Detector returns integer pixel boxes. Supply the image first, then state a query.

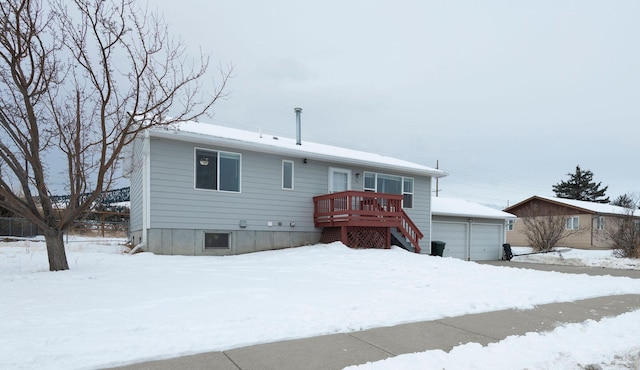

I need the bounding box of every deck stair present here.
[390,227,415,252]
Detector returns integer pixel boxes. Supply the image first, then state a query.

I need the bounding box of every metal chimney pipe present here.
[294,107,302,145]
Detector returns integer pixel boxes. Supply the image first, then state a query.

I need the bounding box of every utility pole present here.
[435,160,439,197]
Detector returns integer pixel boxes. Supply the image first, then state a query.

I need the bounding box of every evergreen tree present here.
[611,194,639,209]
[552,166,609,203]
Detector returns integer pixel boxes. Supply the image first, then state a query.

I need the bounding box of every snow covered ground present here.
[349,311,640,370]
[510,245,640,270]
[2,238,640,369]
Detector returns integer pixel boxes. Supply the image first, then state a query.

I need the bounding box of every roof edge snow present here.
[432,197,516,219]
[149,121,448,178]
[505,195,639,217]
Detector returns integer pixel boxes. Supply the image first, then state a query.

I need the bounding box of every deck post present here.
[386,228,390,249]
[341,226,348,246]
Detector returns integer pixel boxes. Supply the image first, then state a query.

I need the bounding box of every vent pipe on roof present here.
[294,107,302,145]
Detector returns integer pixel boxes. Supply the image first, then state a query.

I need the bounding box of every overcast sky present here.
[153,0,639,208]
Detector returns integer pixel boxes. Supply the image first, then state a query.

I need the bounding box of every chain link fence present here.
[70,219,128,238]
[0,217,42,238]
[0,217,128,239]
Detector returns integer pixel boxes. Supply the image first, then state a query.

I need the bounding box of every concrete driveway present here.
[479,260,640,279]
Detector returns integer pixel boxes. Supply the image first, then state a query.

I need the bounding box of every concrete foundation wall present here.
[130,229,143,246]
[142,228,321,256]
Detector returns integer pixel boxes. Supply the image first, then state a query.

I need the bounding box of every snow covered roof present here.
[431,197,516,219]
[149,121,447,178]
[508,195,639,216]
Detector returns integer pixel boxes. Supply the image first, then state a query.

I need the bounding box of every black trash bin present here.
[431,241,446,256]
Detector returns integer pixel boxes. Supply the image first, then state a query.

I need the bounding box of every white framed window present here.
[566,216,580,230]
[282,160,294,190]
[363,171,414,209]
[403,177,414,208]
[195,148,241,192]
[596,216,605,230]
[364,172,376,191]
[506,219,515,231]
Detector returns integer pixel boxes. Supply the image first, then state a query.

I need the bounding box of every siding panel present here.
[144,137,434,252]
[148,139,332,231]
[127,136,145,233]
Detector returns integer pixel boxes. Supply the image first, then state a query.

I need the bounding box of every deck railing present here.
[313,190,423,251]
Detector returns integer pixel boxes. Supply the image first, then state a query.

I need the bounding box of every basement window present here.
[204,232,230,249]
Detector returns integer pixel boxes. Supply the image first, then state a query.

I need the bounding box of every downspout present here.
[502,219,509,259]
[467,218,473,261]
[130,242,145,254]
[590,214,599,248]
[129,130,151,254]
[428,183,433,255]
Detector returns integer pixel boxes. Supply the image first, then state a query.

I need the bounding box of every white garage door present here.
[431,222,468,260]
[432,221,504,261]
[470,224,502,260]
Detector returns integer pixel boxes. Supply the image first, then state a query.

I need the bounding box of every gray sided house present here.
[126,120,447,256]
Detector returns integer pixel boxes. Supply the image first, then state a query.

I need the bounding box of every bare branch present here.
[519,203,585,251]
[0,0,229,270]
[599,194,640,258]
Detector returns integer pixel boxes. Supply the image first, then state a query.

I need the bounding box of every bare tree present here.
[0,0,230,270]
[519,204,584,251]
[601,195,640,258]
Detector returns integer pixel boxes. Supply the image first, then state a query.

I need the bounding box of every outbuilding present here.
[431,197,516,261]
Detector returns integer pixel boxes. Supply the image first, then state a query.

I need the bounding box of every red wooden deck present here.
[312,191,423,253]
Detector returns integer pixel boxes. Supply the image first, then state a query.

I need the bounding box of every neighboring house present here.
[125,117,447,256]
[431,197,516,261]
[504,195,640,249]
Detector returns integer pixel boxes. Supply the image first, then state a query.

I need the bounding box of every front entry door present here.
[329,167,351,193]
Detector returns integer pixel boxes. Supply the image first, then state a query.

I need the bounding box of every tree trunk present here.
[45,228,69,271]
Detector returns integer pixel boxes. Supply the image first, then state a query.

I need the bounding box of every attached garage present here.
[431,197,516,261]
